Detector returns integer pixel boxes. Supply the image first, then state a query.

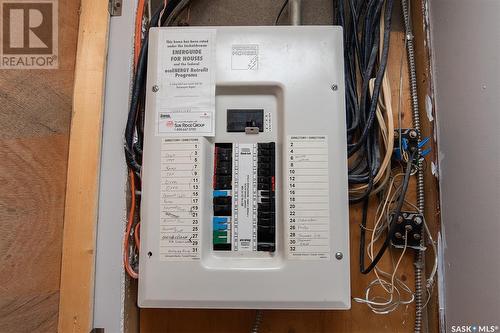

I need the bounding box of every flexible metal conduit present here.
[251,310,264,333]
[400,0,426,332]
[289,0,302,25]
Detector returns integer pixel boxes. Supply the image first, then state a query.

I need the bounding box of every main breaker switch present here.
[227,109,264,133]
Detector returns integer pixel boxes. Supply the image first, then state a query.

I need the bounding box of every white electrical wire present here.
[354,228,413,314]
[354,172,416,314]
[158,0,167,27]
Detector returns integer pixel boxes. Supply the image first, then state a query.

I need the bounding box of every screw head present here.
[335,252,343,260]
[413,234,421,240]
[395,232,403,239]
[405,225,413,232]
[414,216,423,225]
[152,85,159,92]
[331,84,338,91]
[409,130,418,139]
[397,216,404,224]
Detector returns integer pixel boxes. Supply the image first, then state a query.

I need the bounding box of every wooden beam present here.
[58,0,109,331]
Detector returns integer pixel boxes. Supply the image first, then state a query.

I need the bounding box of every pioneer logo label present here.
[1,0,58,69]
[231,44,258,71]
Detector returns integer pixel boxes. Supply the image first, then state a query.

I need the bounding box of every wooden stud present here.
[58,0,110,332]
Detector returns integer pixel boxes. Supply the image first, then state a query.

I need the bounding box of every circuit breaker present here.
[139,26,350,309]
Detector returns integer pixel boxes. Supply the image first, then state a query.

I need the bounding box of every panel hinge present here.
[108,0,122,16]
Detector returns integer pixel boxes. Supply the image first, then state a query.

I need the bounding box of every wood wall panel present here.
[0,0,80,331]
[0,135,69,332]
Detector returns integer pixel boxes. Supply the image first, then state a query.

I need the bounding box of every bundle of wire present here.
[335,0,417,313]
[124,0,193,279]
[335,0,438,315]
[335,0,394,203]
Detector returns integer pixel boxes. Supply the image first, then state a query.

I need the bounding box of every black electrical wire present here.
[359,149,416,274]
[125,0,183,175]
[336,0,394,204]
[275,0,289,25]
[348,0,393,158]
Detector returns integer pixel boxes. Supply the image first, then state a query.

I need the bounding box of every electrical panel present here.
[139,26,350,309]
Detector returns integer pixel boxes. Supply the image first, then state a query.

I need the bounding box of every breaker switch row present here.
[213,144,233,251]
[257,143,276,252]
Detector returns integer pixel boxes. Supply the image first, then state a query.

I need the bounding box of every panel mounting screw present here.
[335,252,343,260]
[413,234,421,240]
[152,85,159,93]
[409,130,418,139]
[331,84,338,91]
[414,216,423,225]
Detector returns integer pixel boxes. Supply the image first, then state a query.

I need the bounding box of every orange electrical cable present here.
[124,0,147,280]
[124,170,139,279]
[134,0,146,67]
[134,222,141,250]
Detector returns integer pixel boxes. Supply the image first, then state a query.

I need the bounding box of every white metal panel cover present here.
[139,26,350,309]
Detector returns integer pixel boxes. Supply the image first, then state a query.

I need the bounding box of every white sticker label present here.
[233,143,258,251]
[160,138,201,261]
[287,136,331,260]
[231,44,259,70]
[156,29,216,136]
[158,111,212,134]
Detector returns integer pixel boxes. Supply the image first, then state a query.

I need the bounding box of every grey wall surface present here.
[93,1,136,332]
[430,0,500,331]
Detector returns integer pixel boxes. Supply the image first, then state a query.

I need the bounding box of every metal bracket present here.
[108,0,122,16]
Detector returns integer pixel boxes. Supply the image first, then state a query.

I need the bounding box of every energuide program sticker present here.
[156,29,216,136]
